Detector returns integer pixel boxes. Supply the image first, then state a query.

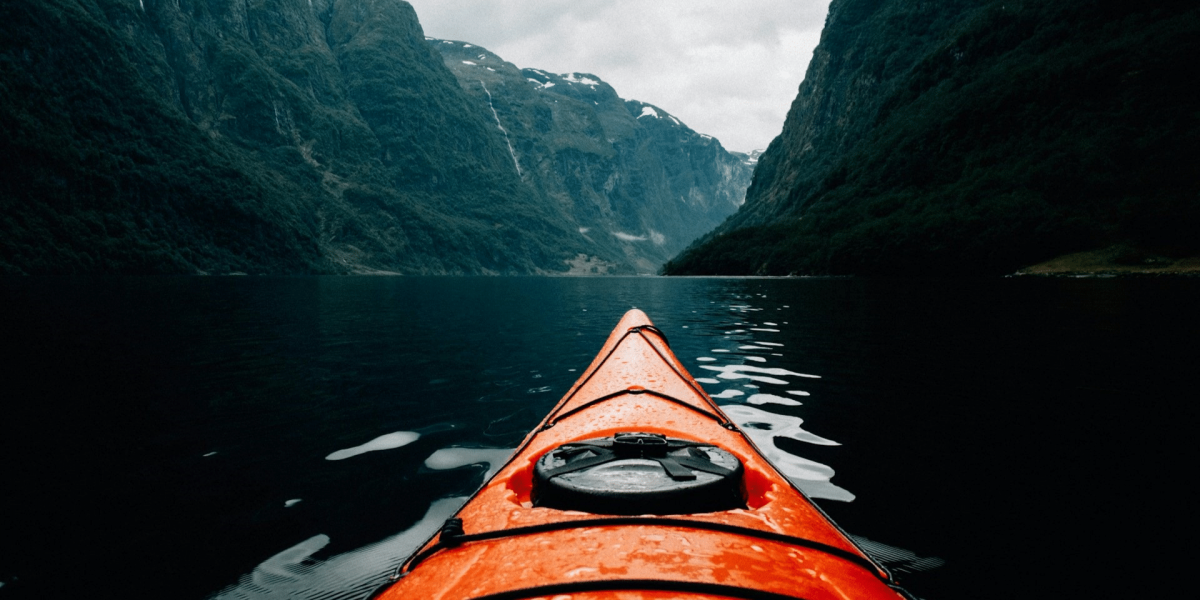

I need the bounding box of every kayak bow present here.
[375,309,911,600]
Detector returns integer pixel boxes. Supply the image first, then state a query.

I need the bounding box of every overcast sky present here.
[404,0,832,153]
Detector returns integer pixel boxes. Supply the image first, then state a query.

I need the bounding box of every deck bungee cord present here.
[398,516,884,577]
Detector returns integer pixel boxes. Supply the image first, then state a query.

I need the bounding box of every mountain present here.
[0,0,750,275]
[730,149,765,169]
[664,0,1200,276]
[429,38,751,273]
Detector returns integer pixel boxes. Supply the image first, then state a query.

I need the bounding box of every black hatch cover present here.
[532,432,745,515]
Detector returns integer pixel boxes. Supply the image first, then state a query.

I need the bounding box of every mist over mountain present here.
[0,0,750,275]
[665,0,1200,276]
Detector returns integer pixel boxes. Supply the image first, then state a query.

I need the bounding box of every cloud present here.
[406,0,832,153]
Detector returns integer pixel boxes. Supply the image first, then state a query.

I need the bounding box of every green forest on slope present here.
[0,0,590,275]
[665,0,1200,276]
[0,0,321,273]
[1,0,753,276]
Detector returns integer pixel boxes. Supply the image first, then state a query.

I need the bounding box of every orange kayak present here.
[372,309,914,600]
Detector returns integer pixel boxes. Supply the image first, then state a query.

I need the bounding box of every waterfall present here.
[479,81,522,177]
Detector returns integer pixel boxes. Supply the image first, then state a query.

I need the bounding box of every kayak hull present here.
[376,310,907,600]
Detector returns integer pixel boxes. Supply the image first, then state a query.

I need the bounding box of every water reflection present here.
[324,431,420,461]
[850,536,946,576]
[211,498,466,600]
[701,365,817,378]
[688,295,852,503]
[745,393,802,406]
[422,447,514,482]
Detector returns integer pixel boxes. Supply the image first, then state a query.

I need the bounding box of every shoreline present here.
[1015,247,1200,277]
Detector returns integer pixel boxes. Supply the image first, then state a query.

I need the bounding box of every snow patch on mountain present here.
[562,73,600,86]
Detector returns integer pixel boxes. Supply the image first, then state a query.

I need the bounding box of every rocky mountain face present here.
[0,0,750,275]
[730,149,764,169]
[430,39,751,273]
[665,0,1200,276]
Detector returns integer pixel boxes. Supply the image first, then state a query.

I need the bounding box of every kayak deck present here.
[376,310,909,600]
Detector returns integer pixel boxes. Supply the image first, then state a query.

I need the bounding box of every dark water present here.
[2,276,1194,599]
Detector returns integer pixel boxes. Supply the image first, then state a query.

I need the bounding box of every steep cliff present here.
[1,0,749,275]
[431,39,751,272]
[665,0,1200,275]
[1,0,599,274]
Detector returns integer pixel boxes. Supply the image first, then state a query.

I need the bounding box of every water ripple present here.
[325,431,420,461]
[210,498,466,600]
